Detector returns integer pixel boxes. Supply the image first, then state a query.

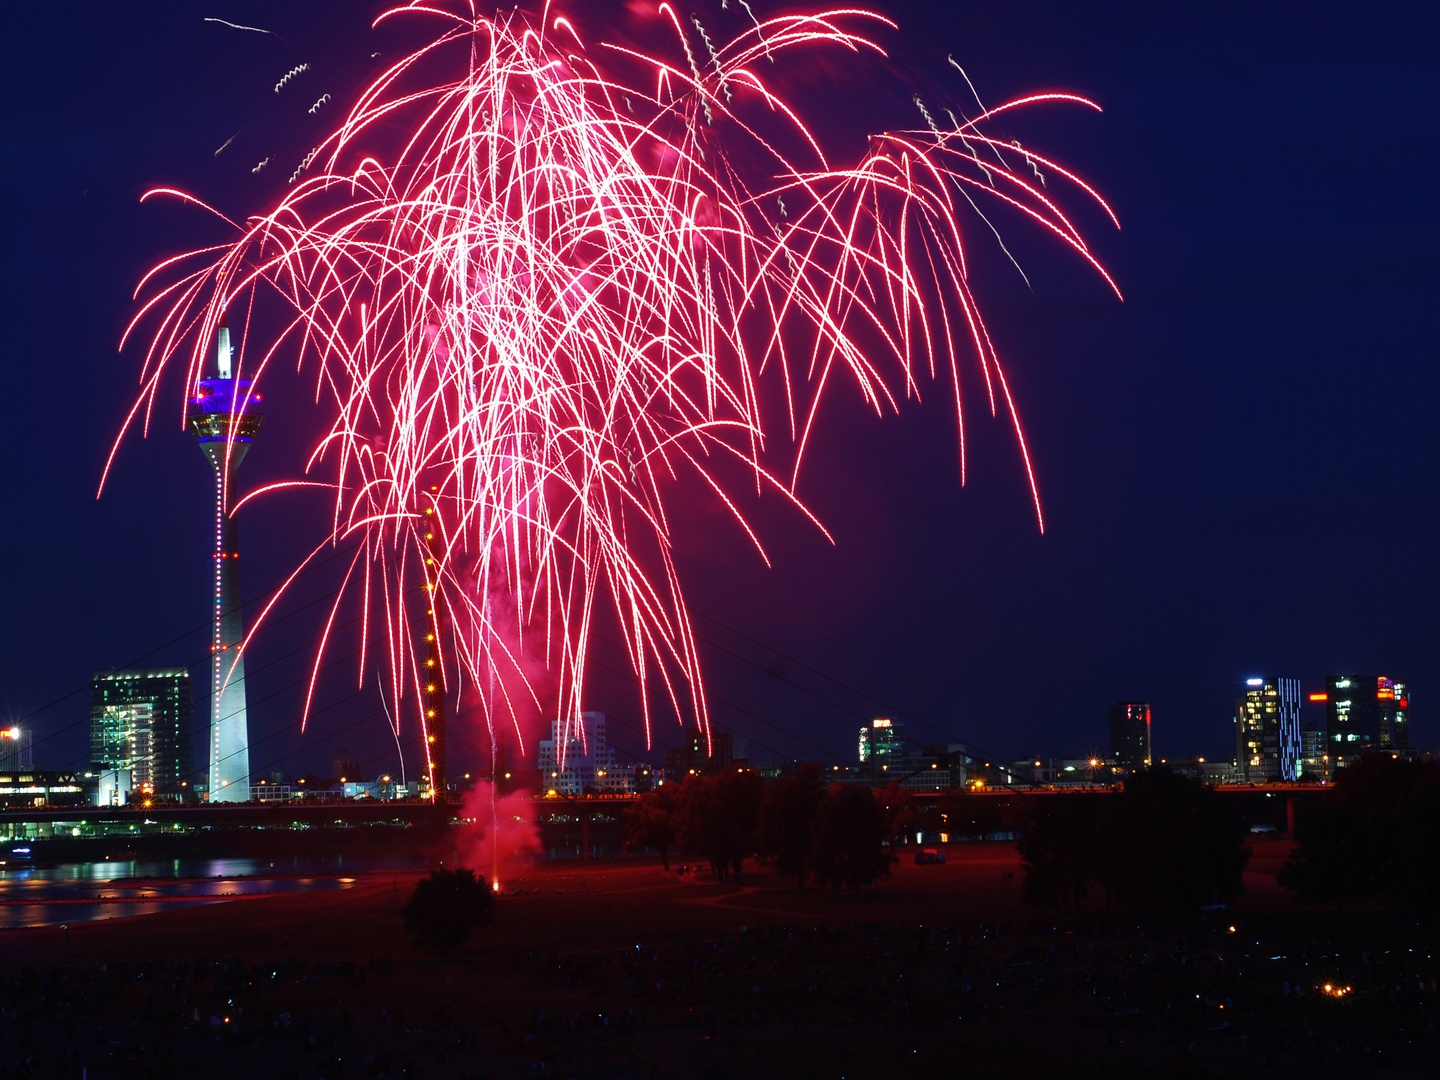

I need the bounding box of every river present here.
[0,853,429,928]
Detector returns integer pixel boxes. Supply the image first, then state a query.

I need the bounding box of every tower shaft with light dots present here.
[422,505,447,798]
[187,315,264,803]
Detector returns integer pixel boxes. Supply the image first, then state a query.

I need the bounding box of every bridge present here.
[0,784,1316,866]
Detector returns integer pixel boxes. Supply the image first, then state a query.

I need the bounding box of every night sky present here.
[3,1,1437,783]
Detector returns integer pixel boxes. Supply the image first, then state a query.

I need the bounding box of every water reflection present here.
[0,853,428,929]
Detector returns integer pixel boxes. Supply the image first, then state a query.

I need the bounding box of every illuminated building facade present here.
[1233,677,1302,783]
[1324,675,1410,765]
[188,314,263,803]
[1107,701,1152,773]
[664,726,735,778]
[89,669,193,800]
[0,770,85,808]
[1300,724,1330,781]
[0,727,32,771]
[538,712,629,795]
[858,718,905,778]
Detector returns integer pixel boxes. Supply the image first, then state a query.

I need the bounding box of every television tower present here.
[188,314,264,802]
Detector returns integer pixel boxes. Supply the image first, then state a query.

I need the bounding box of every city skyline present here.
[1,0,1436,782]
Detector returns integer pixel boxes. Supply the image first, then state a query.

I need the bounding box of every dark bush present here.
[402,867,496,952]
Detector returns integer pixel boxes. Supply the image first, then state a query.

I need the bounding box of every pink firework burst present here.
[115,2,1119,789]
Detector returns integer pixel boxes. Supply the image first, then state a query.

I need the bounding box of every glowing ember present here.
[116,2,1117,785]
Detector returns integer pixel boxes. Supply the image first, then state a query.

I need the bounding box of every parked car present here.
[914,848,946,865]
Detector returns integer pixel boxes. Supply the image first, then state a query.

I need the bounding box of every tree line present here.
[625,764,1260,910]
[623,765,904,892]
[1016,767,1251,911]
[1279,754,1440,919]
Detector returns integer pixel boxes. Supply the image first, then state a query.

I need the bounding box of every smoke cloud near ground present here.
[454,780,542,886]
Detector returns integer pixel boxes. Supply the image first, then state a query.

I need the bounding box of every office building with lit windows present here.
[1300,724,1330,781]
[1107,701,1152,773]
[1233,677,1302,783]
[538,712,629,796]
[664,726,735,778]
[89,669,193,800]
[1324,675,1410,765]
[858,718,906,779]
[0,727,32,771]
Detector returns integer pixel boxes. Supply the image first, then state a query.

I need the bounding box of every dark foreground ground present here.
[1,839,1435,1079]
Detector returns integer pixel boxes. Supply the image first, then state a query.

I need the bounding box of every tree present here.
[674,769,763,881]
[623,783,680,869]
[1018,772,1248,912]
[875,780,921,844]
[758,763,825,888]
[1398,785,1440,922]
[1017,794,1105,910]
[937,790,1009,841]
[402,867,496,952]
[1276,800,1374,912]
[1278,755,1440,918]
[1104,768,1249,909]
[809,784,895,892]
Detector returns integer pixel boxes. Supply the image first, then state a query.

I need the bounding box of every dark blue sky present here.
[2,1,1437,781]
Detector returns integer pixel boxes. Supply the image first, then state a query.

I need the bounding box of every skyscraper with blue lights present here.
[1234,677,1302,783]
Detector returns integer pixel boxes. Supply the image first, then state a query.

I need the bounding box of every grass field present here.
[1,839,1434,1079]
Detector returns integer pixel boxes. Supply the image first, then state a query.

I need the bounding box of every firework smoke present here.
[456,782,542,886]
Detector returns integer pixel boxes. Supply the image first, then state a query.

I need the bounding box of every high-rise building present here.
[332,747,361,781]
[1233,677,1302,783]
[1324,675,1410,765]
[89,669,193,799]
[1107,701,1152,773]
[538,712,629,795]
[858,718,906,778]
[0,727,32,771]
[664,726,735,778]
[1297,723,1329,781]
[188,313,264,803]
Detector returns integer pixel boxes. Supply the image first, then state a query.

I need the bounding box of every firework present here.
[116,2,1118,794]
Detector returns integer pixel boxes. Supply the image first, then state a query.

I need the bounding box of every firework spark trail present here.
[274,63,310,93]
[204,17,279,38]
[120,3,1118,789]
[731,0,771,60]
[287,147,317,183]
[691,13,732,102]
[948,53,1012,175]
[916,93,1031,290]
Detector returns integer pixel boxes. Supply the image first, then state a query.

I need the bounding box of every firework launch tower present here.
[188,314,264,802]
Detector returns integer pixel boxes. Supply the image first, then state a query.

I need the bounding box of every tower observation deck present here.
[187,314,264,802]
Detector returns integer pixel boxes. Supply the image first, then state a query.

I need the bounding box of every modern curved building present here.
[188,314,264,802]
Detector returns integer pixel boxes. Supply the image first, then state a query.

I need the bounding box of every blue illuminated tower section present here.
[187,314,264,802]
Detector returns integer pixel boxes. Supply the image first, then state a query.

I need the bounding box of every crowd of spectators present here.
[3,906,1437,1079]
